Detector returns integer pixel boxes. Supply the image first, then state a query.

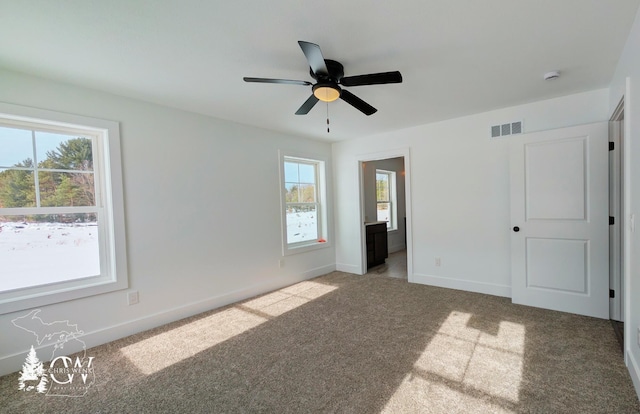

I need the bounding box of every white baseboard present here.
[0,265,336,377]
[628,349,640,402]
[336,263,362,274]
[411,273,511,298]
[300,263,336,279]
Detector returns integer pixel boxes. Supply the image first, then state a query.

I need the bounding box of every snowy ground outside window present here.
[286,210,318,244]
[0,222,100,291]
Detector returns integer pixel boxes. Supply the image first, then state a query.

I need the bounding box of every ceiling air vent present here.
[490,121,523,138]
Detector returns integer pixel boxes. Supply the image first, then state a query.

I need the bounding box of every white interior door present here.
[510,122,609,319]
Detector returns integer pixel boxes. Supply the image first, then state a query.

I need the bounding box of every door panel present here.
[525,138,586,220]
[510,122,608,318]
[526,238,587,293]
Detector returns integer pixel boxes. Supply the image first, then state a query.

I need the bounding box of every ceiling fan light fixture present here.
[313,83,341,102]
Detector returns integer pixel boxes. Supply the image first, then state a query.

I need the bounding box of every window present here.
[280,153,328,254]
[376,169,397,230]
[0,103,127,314]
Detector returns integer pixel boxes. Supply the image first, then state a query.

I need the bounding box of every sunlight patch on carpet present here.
[242,281,337,317]
[119,280,336,375]
[383,311,525,411]
[120,307,267,375]
[382,373,516,414]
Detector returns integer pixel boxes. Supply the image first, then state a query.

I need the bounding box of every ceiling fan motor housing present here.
[310,59,344,81]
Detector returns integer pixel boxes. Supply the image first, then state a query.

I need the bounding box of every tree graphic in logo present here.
[18,346,48,393]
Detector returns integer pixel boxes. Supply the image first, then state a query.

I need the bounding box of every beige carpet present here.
[1,271,639,413]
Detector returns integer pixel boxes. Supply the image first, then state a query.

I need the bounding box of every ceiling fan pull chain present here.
[326,102,330,133]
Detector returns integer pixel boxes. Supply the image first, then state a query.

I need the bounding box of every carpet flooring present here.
[612,320,624,353]
[1,269,639,413]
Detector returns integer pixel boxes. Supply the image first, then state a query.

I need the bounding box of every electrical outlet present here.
[435,257,441,267]
[127,291,139,306]
[279,259,285,268]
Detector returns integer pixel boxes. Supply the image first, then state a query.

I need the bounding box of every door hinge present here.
[609,142,615,151]
[610,289,615,298]
[610,216,615,225]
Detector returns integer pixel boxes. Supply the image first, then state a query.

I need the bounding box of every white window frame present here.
[0,102,128,314]
[376,169,397,231]
[279,151,329,255]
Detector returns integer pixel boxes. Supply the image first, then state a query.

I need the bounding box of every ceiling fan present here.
[243,41,403,116]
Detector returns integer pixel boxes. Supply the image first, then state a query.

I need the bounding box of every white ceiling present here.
[1,1,638,142]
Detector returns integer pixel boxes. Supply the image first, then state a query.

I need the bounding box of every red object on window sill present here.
[318,238,327,243]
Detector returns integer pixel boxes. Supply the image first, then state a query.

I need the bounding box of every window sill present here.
[0,274,128,315]
[283,240,331,256]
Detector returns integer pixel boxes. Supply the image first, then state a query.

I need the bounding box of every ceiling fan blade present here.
[340,71,403,87]
[298,41,329,76]
[295,95,319,115]
[243,77,312,86]
[340,89,377,116]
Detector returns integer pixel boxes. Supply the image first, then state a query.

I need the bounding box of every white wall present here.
[0,69,335,376]
[362,157,406,253]
[609,5,640,399]
[333,89,610,296]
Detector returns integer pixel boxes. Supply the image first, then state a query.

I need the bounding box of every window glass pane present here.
[283,156,323,248]
[0,127,33,168]
[298,163,315,184]
[299,184,316,202]
[284,162,299,183]
[377,202,390,224]
[286,204,318,243]
[36,133,93,172]
[0,168,36,208]
[376,173,389,202]
[38,171,95,207]
[0,214,100,291]
[285,183,299,203]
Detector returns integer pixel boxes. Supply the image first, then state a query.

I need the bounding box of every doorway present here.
[358,149,413,280]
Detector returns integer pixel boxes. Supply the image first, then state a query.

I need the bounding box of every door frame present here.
[610,97,625,321]
[357,148,413,279]
[611,81,632,365]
